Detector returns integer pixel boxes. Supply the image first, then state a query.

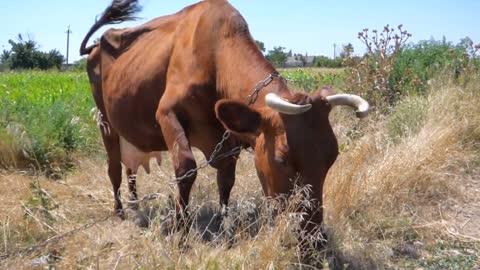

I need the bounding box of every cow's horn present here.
[325,94,369,118]
[265,93,312,115]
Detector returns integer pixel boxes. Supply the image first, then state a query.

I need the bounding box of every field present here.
[0,69,479,269]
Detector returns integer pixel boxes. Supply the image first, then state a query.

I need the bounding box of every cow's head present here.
[215,87,369,229]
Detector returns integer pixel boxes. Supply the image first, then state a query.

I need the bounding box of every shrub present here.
[70,58,88,72]
[345,24,480,113]
[391,37,480,97]
[314,56,343,68]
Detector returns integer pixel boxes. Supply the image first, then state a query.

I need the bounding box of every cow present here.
[80,0,368,239]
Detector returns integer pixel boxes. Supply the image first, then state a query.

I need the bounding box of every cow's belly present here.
[120,136,162,174]
[105,92,167,152]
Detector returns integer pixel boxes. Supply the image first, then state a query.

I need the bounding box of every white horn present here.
[265,93,312,115]
[325,94,369,118]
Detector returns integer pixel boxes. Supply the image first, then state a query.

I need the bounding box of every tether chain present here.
[173,131,236,182]
[245,72,281,105]
[173,72,281,183]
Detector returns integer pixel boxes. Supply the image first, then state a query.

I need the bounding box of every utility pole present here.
[65,26,72,65]
[333,43,337,59]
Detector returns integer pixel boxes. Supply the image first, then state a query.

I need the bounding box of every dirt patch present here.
[450,170,480,240]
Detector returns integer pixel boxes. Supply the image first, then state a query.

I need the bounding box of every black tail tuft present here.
[101,0,143,25]
[80,0,142,56]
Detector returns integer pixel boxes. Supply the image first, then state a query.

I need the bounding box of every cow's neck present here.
[216,37,293,107]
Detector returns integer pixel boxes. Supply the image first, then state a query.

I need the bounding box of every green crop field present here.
[0,71,100,176]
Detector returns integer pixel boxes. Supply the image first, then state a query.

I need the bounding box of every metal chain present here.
[173,72,282,183]
[173,131,233,182]
[245,72,281,105]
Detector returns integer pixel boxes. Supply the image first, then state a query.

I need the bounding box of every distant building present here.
[285,54,316,67]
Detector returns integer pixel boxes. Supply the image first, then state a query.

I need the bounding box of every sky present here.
[0,0,478,63]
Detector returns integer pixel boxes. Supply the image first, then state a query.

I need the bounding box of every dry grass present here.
[1,75,479,269]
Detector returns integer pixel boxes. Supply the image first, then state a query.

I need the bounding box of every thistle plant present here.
[345,24,411,110]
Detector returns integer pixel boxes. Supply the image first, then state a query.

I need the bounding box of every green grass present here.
[0,71,100,176]
[279,67,345,91]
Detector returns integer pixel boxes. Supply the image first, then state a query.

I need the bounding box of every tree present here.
[255,40,265,53]
[0,50,11,70]
[8,34,37,69]
[340,43,354,59]
[1,50,10,63]
[266,46,288,67]
[2,34,65,70]
[47,49,65,69]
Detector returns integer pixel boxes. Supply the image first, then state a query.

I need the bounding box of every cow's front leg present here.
[212,156,237,216]
[157,107,197,229]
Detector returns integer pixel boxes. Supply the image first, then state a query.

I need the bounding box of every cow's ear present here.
[215,100,262,136]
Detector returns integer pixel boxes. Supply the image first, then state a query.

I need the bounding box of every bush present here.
[392,37,480,95]
[344,24,479,112]
[70,58,88,72]
[314,56,343,68]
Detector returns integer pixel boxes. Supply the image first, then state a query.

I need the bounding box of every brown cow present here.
[80,0,368,236]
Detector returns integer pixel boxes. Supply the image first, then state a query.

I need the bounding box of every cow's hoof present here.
[114,208,126,220]
[127,201,139,211]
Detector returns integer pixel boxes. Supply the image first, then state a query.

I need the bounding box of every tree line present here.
[0,33,347,72]
[1,34,64,71]
[256,40,353,68]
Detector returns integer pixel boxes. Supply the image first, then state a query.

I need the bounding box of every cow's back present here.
[90,0,247,152]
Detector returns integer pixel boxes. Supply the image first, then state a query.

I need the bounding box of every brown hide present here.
[83,0,342,237]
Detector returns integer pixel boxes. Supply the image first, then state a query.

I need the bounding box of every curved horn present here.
[265,93,312,115]
[325,94,369,118]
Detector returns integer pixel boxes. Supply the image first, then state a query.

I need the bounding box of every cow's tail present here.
[79,0,142,56]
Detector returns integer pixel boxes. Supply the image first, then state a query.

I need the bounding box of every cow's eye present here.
[274,156,287,166]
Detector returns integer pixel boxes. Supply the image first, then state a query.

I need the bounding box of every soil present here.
[451,170,480,240]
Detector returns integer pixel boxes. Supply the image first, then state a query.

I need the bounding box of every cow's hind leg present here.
[126,168,139,210]
[101,131,124,218]
[156,107,197,229]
